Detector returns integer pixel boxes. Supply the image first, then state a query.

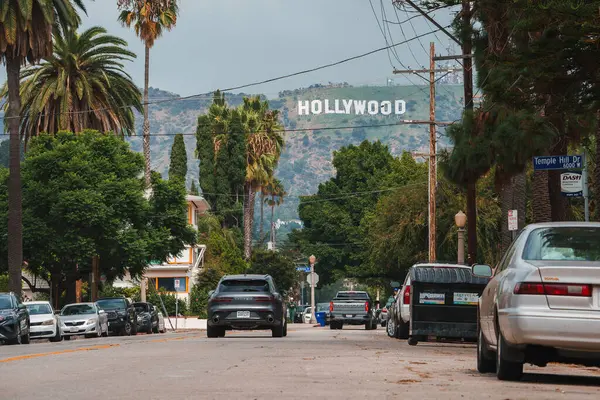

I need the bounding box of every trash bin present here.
[315,311,326,326]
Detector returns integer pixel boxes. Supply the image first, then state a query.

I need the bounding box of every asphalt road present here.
[1,324,599,399]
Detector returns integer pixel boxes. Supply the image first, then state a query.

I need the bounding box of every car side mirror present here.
[472,264,493,278]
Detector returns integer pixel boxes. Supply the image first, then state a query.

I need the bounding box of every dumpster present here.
[407,264,490,346]
[315,311,327,327]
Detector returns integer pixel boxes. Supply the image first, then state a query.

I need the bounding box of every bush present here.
[147,287,187,317]
[99,284,140,300]
[189,284,209,318]
[0,274,8,292]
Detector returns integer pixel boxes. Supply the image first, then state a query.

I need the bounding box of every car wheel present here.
[496,330,524,381]
[371,321,377,330]
[50,324,62,342]
[123,322,132,336]
[21,326,30,344]
[381,320,387,327]
[152,324,159,334]
[217,328,226,337]
[272,319,285,337]
[131,321,138,335]
[477,326,496,373]
[9,326,22,345]
[397,318,409,339]
[283,321,288,337]
[386,318,396,338]
[408,337,418,346]
[364,322,371,330]
[207,325,220,338]
[329,322,337,330]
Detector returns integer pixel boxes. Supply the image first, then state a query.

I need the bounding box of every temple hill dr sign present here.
[298,99,406,115]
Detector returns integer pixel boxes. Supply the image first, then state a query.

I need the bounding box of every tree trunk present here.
[595,111,600,221]
[143,44,151,187]
[243,182,256,260]
[532,171,552,223]
[6,55,23,297]
[270,205,275,244]
[466,181,477,265]
[259,192,264,241]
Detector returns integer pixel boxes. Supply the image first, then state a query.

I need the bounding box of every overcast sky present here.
[1,0,458,97]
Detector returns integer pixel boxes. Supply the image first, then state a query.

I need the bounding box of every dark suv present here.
[96,297,137,336]
[0,292,31,345]
[133,302,159,334]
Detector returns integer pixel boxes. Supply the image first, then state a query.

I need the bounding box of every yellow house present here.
[114,194,210,304]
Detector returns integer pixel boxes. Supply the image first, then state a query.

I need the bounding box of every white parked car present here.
[25,301,62,342]
[474,222,600,381]
[59,302,109,339]
[303,307,312,324]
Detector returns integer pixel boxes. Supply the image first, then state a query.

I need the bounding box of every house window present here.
[156,277,188,293]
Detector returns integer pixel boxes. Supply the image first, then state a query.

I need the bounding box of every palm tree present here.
[1,26,142,144]
[265,178,286,245]
[0,0,85,295]
[241,96,284,259]
[118,0,179,187]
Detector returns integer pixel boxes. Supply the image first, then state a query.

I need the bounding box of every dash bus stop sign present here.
[561,172,583,197]
[533,155,583,171]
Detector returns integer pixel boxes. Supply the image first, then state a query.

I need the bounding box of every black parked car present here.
[0,292,30,345]
[133,302,159,334]
[96,297,137,336]
[207,274,287,338]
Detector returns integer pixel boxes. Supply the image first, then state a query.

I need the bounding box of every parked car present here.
[25,301,62,342]
[329,291,378,330]
[386,291,401,338]
[303,307,312,324]
[206,274,287,338]
[97,297,137,336]
[0,292,30,345]
[475,222,600,381]
[133,302,159,334]
[293,305,308,323]
[379,296,395,327]
[59,302,108,339]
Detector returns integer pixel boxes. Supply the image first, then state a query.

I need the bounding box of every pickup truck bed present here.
[329,291,377,330]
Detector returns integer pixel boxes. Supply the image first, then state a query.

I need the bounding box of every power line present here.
[0,26,450,122]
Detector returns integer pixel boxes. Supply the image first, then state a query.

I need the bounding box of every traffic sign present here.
[508,210,518,231]
[296,266,310,272]
[533,155,582,171]
[306,272,319,286]
[561,172,583,197]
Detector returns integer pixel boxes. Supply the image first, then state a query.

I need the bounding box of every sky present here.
[0,0,458,98]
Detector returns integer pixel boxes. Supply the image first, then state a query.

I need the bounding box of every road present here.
[1,324,599,399]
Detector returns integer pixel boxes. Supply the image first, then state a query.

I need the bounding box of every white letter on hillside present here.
[354,100,366,114]
[334,99,343,114]
[367,101,378,115]
[298,100,309,116]
[381,101,392,115]
[324,99,335,114]
[343,99,353,114]
[311,100,322,114]
[395,100,406,114]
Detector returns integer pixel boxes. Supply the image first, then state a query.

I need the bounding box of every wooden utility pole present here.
[91,255,100,301]
[428,42,436,262]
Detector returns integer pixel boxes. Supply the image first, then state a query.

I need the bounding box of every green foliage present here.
[99,285,140,300]
[0,140,24,168]
[0,274,8,292]
[169,133,188,181]
[189,269,223,317]
[248,249,298,295]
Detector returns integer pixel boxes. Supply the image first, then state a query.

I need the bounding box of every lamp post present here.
[455,211,466,265]
[309,255,316,324]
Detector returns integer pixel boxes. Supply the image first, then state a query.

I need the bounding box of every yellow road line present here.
[0,344,120,363]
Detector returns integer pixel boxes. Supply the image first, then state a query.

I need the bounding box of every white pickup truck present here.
[328,291,378,330]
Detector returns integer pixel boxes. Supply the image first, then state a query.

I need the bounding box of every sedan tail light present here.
[254,296,274,302]
[403,286,411,305]
[514,282,592,297]
[210,297,233,303]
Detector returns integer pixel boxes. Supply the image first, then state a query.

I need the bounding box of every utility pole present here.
[309,255,316,324]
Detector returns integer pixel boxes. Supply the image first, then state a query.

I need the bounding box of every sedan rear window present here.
[219,279,269,292]
[523,227,600,261]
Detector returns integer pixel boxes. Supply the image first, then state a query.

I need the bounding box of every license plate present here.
[70,327,79,333]
[237,311,250,319]
[345,314,353,318]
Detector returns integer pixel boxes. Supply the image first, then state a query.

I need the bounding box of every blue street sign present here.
[296,266,310,272]
[533,155,583,171]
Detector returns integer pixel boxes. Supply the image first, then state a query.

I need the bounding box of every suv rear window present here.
[97,299,127,309]
[335,292,369,300]
[219,279,269,293]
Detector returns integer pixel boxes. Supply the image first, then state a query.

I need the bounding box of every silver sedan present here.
[473,222,600,381]
[59,302,109,339]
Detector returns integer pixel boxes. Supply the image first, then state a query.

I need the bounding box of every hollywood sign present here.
[298,99,406,116]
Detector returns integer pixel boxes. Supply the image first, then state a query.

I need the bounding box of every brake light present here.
[210,297,233,303]
[255,296,274,302]
[329,301,334,312]
[514,283,592,297]
[403,286,410,305]
[365,301,369,312]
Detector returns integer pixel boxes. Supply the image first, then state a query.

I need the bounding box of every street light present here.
[455,211,466,265]
[309,255,316,324]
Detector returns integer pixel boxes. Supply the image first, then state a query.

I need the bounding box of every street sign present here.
[306,272,319,286]
[296,266,310,272]
[561,172,583,197]
[174,279,181,290]
[508,210,518,231]
[533,155,583,171]
[100,274,107,284]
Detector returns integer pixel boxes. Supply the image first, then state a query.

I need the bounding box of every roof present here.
[222,274,270,280]
[24,301,51,305]
[413,263,470,269]
[523,222,600,229]
[187,195,211,213]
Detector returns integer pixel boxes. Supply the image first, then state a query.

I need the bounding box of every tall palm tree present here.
[265,178,286,245]
[241,96,284,259]
[118,0,179,187]
[1,26,142,144]
[0,0,86,295]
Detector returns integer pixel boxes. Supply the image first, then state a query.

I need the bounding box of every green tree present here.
[118,0,179,187]
[0,0,86,296]
[1,26,142,145]
[168,133,188,182]
[248,249,298,295]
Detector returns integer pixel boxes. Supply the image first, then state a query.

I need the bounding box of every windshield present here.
[134,305,148,313]
[61,304,96,316]
[0,295,12,309]
[523,227,600,261]
[218,279,269,293]
[96,299,126,310]
[26,303,53,315]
